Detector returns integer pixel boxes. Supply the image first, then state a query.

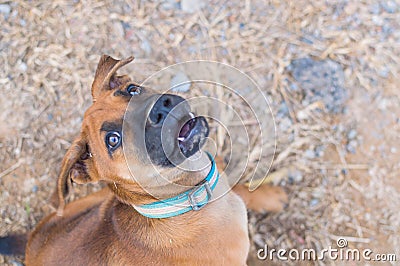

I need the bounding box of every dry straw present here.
[1,0,399,264]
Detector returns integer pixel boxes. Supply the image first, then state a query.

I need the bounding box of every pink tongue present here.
[179,123,191,138]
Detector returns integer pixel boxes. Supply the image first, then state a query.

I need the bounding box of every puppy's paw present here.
[233,184,288,213]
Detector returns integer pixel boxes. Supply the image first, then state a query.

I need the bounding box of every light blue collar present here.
[133,154,219,219]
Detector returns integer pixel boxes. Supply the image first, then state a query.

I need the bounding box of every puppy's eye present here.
[105,132,121,150]
[126,84,141,96]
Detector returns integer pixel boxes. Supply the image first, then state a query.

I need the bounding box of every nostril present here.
[148,94,185,126]
[156,113,163,124]
[148,112,164,126]
[163,97,172,108]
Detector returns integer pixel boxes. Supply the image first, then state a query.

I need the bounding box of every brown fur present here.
[25,55,287,265]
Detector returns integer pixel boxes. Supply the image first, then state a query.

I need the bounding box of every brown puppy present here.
[23,55,287,265]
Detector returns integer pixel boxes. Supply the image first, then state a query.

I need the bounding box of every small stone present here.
[290,170,303,183]
[278,117,292,132]
[288,132,295,142]
[378,68,389,78]
[382,23,393,35]
[378,98,389,110]
[171,72,191,92]
[20,19,26,27]
[18,62,27,72]
[300,36,314,45]
[10,260,24,266]
[289,82,299,91]
[381,1,397,13]
[347,129,357,140]
[305,149,315,159]
[113,21,124,38]
[391,147,397,153]
[315,145,325,157]
[140,39,152,55]
[346,140,357,154]
[310,198,319,207]
[372,15,384,26]
[181,0,206,13]
[161,0,180,10]
[296,110,308,120]
[370,145,376,152]
[369,3,381,14]
[0,4,11,16]
[277,101,289,118]
[121,22,130,30]
[140,40,152,55]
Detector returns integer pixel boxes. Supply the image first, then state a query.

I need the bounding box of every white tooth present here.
[189,112,195,118]
[177,137,185,141]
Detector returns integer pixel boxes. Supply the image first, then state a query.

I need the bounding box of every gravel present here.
[346,140,358,154]
[289,170,303,183]
[161,0,181,10]
[309,198,319,207]
[278,117,292,132]
[10,260,23,266]
[181,0,206,13]
[287,57,348,114]
[304,149,316,159]
[369,3,381,14]
[276,101,289,119]
[0,4,11,17]
[381,1,398,13]
[347,129,357,140]
[315,145,325,157]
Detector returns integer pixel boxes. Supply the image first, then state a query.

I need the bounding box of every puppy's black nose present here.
[148,94,185,126]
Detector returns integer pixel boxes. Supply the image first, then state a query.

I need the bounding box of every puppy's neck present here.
[108,163,212,207]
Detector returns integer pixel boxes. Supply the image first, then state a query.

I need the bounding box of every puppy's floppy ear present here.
[50,137,91,216]
[91,55,134,101]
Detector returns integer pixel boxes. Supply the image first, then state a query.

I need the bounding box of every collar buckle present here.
[188,179,212,211]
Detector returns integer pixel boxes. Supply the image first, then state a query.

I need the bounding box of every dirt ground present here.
[1,0,399,265]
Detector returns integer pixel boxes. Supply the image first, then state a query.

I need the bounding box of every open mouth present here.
[177,112,209,158]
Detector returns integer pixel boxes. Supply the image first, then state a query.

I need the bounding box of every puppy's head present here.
[54,55,209,214]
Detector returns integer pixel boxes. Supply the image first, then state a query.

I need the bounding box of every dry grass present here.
[1,0,399,265]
